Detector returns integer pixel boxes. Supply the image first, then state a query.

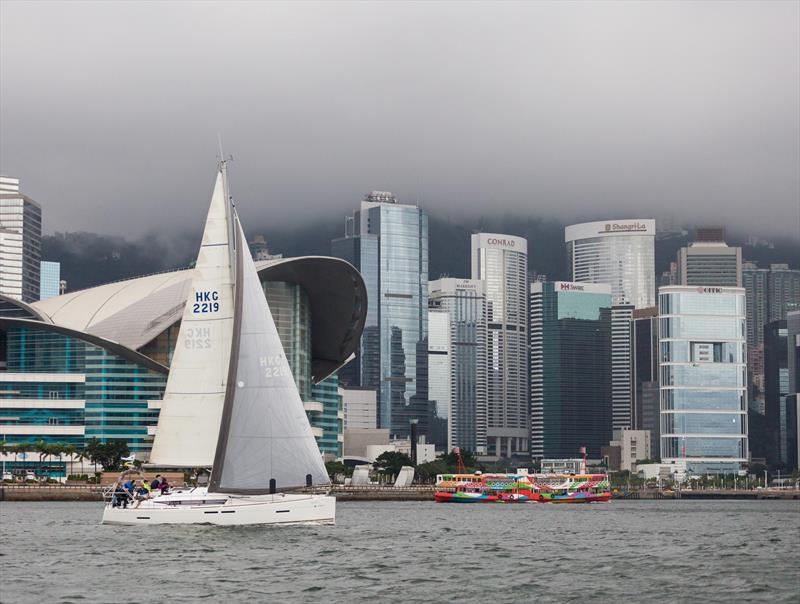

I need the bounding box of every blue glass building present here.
[530,281,613,459]
[658,286,749,474]
[332,191,432,440]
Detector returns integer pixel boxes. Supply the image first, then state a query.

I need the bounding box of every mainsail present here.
[149,169,236,466]
[209,221,330,493]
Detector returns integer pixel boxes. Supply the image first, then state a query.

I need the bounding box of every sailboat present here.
[101,161,334,526]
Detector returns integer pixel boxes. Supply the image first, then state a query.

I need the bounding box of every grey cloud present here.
[0,1,797,239]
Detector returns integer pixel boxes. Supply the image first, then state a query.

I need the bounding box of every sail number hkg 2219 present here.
[192,290,220,313]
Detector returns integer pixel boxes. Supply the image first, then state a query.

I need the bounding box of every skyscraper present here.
[742,261,798,415]
[530,281,612,459]
[611,304,635,431]
[743,261,769,413]
[767,264,800,323]
[564,219,656,309]
[332,191,430,440]
[787,310,800,471]
[429,278,488,454]
[0,176,42,303]
[427,306,451,449]
[659,286,748,474]
[39,261,61,300]
[471,234,528,458]
[764,320,790,467]
[675,230,742,287]
[631,307,660,459]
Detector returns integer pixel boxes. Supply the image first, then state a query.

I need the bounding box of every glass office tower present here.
[332,192,430,439]
[530,281,612,459]
[658,286,748,474]
[764,320,790,467]
[471,234,528,458]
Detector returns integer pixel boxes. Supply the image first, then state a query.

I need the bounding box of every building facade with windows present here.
[631,307,660,459]
[429,278,488,455]
[331,192,431,441]
[39,261,61,301]
[0,176,42,303]
[427,307,451,450]
[471,234,528,458]
[658,286,748,474]
[530,281,612,460]
[676,241,742,287]
[565,219,655,309]
[787,311,800,471]
[764,320,793,469]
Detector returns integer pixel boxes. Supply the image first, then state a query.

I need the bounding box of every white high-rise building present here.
[471,234,528,458]
[565,219,656,309]
[0,176,42,303]
[429,278,488,455]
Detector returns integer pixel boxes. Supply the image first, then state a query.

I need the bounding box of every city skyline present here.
[1,2,798,239]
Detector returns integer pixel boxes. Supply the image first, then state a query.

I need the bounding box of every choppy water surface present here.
[1,500,798,603]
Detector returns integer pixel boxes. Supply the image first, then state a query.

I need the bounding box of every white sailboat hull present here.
[101,489,335,526]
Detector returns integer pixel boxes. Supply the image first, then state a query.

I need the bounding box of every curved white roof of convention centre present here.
[31,257,366,383]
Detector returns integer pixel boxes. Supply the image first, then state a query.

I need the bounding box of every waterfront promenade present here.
[2,484,798,502]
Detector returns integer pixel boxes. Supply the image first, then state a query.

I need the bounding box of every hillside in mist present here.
[44,212,799,293]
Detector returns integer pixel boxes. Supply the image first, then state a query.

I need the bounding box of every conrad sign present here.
[487,237,516,247]
[473,233,527,253]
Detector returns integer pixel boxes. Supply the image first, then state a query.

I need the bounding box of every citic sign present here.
[696,287,722,294]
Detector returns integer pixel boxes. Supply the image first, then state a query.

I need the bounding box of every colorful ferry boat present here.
[434,472,611,504]
[434,473,535,503]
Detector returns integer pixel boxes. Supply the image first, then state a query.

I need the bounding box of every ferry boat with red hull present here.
[434,472,611,504]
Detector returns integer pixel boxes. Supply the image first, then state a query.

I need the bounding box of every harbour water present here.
[1,500,798,603]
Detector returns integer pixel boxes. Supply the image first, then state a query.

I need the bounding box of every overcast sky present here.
[1,1,798,239]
